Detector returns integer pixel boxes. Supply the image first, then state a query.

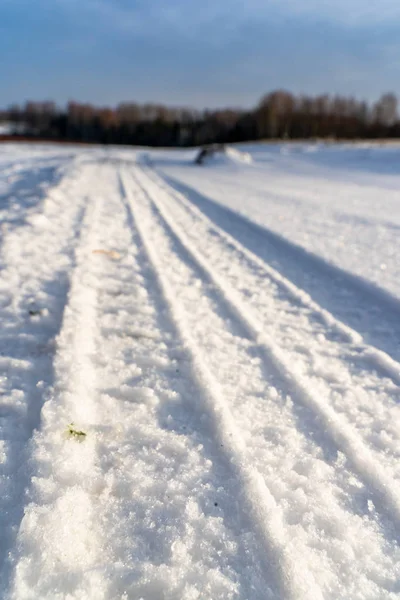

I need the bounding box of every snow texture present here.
[0,142,399,599]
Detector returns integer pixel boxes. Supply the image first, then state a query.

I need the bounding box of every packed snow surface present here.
[0,142,399,600]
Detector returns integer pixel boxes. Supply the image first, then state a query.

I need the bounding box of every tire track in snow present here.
[122,168,400,599]
[11,166,273,600]
[91,169,275,600]
[154,169,400,364]
[0,164,94,591]
[119,169,318,600]
[147,166,400,384]
[145,168,400,452]
[135,166,400,529]
[9,187,106,600]
[0,155,87,257]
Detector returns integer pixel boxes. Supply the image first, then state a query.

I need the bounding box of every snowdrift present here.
[195,145,252,166]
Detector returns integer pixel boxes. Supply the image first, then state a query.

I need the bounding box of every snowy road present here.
[0,145,399,599]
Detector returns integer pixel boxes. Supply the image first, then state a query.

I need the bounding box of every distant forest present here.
[1,91,399,146]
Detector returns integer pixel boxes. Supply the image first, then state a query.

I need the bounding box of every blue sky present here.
[1,0,400,109]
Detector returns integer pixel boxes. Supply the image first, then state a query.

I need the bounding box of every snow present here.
[0,124,30,136]
[200,146,252,166]
[0,142,399,599]
[152,142,400,301]
[225,147,252,164]
[0,124,13,135]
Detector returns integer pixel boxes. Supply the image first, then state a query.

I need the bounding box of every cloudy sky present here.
[1,0,399,108]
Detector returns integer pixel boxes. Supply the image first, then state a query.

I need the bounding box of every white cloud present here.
[24,0,400,37]
[239,0,400,24]
[13,0,400,27]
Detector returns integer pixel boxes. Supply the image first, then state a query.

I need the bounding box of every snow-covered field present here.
[0,142,399,599]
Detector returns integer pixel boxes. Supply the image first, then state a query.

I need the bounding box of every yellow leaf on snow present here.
[92,249,121,260]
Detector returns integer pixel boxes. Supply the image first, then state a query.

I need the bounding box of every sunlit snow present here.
[0,142,399,600]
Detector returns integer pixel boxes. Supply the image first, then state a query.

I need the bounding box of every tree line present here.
[0,91,399,146]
